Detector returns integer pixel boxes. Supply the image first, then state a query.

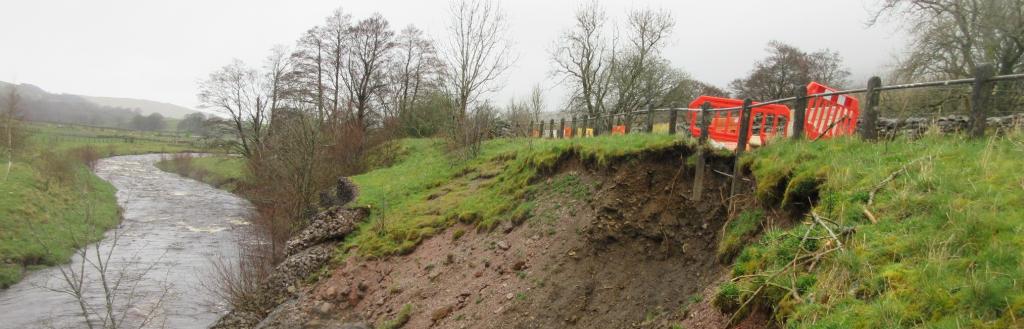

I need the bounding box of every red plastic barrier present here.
[805,82,859,139]
[563,127,573,138]
[688,96,791,147]
[611,125,626,135]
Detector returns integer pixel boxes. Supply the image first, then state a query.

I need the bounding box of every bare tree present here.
[382,25,443,127]
[552,2,613,119]
[874,0,1024,78]
[528,84,545,121]
[264,45,292,137]
[441,0,514,119]
[729,41,850,100]
[609,7,676,114]
[197,60,271,159]
[28,192,170,329]
[322,9,352,122]
[2,87,25,180]
[344,14,396,129]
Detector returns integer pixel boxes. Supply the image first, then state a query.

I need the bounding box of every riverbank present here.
[0,123,208,288]
[154,153,247,192]
[0,154,254,328]
[224,130,1024,328]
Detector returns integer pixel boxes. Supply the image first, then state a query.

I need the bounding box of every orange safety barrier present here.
[563,127,573,138]
[611,125,627,135]
[688,96,791,148]
[530,129,540,138]
[804,82,859,140]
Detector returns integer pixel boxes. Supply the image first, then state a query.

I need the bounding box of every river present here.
[0,154,253,328]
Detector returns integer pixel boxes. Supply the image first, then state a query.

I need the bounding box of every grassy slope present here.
[154,155,247,191]
[0,123,207,288]
[722,131,1024,328]
[344,135,686,258]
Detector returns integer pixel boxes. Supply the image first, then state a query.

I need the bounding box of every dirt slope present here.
[253,149,757,328]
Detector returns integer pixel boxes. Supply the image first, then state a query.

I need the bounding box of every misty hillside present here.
[0,81,199,129]
[81,95,198,118]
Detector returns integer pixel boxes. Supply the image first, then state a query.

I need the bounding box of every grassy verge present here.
[0,123,213,288]
[343,134,687,258]
[155,154,247,192]
[716,131,1024,328]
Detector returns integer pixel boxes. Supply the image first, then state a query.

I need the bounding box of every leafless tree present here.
[381,25,443,128]
[197,60,271,159]
[264,45,292,137]
[322,9,352,122]
[28,194,170,329]
[441,0,514,119]
[290,27,330,122]
[552,2,614,119]
[2,87,25,180]
[729,41,850,100]
[874,0,1024,78]
[344,14,396,129]
[611,7,676,111]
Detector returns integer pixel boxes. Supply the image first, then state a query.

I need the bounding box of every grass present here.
[343,134,686,258]
[718,130,1024,328]
[377,303,412,329]
[155,154,247,191]
[0,122,214,288]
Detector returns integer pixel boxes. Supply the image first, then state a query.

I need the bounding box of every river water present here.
[0,154,253,328]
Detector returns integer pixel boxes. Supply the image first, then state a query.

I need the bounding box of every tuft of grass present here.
[343,135,686,258]
[716,210,764,261]
[729,131,1024,327]
[377,303,413,329]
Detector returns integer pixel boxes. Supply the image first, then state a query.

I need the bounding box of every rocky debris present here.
[211,180,369,329]
[286,207,368,255]
[496,240,510,250]
[431,305,454,323]
[319,176,359,208]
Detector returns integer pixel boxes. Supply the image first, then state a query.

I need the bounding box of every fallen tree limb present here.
[811,211,844,250]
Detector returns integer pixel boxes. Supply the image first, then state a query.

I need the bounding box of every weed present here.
[377,303,412,329]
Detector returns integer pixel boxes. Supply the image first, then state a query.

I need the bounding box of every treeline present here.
[0,82,174,131]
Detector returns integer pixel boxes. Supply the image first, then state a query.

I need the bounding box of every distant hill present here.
[0,81,198,130]
[80,95,199,119]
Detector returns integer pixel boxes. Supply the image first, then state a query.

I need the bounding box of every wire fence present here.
[525,65,1023,141]
[521,64,1024,202]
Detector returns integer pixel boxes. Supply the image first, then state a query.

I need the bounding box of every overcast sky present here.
[0,0,908,113]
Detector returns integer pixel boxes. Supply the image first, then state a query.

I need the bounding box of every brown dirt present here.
[257,150,768,329]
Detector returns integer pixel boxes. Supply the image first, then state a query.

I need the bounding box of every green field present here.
[718,130,1024,328]
[0,122,212,288]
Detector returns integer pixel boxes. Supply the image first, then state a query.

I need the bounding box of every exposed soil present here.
[256,149,761,329]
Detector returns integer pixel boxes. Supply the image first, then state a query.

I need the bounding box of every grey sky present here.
[0,0,907,113]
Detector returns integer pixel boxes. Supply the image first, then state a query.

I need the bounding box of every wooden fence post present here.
[861,76,881,140]
[730,99,753,199]
[970,63,995,138]
[692,102,712,201]
[530,120,535,138]
[571,116,577,138]
[559,118,565,138]
[538,120,544,139]
[645,104,654,133]
[549,119,555,138]
[669,105,678,135]
[792,86,807,140]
